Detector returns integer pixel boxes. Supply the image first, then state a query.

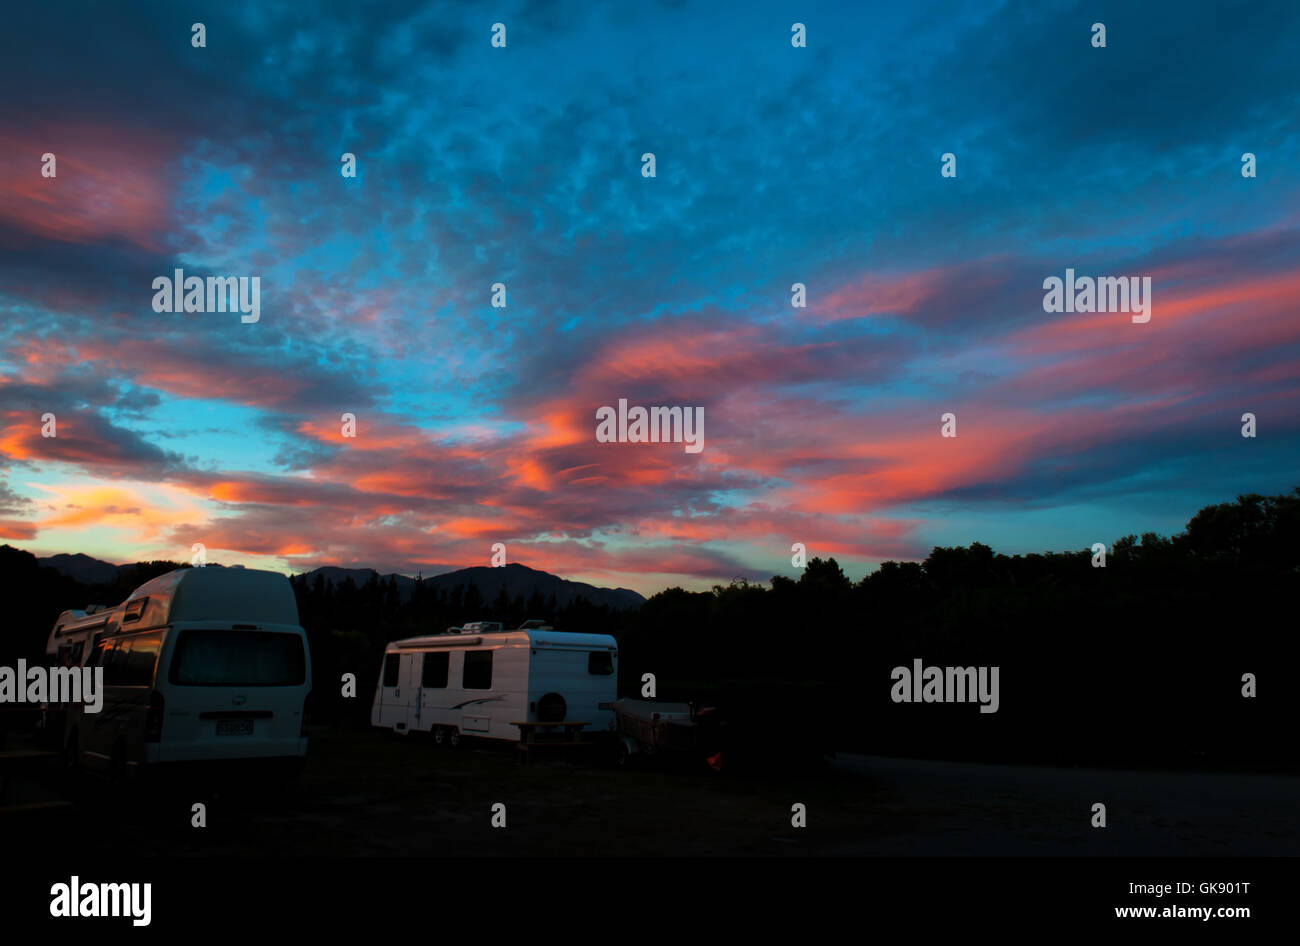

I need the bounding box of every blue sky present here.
[1,0,1297,593]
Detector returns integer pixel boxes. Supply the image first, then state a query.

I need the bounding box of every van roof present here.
[387,629,616,652]
[128,567,300,627]
[47,567,300,653]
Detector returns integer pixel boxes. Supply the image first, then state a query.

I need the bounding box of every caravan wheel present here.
[433,726,448,747]
[448,728,462,749]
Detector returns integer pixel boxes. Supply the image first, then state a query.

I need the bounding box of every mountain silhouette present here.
[37,552,120,585]
[34,553,645,611]
[298,561,645,610]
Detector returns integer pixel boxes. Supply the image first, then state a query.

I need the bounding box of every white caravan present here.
[371,628,618,745]
[61,566,311,778]
[46,606,111,668]
[37,605,113,746]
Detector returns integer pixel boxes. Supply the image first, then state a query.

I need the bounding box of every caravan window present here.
[421,651,448,688]
[169,630,306,687]
[588,651,613,675]
[382,653,400,687]
[462,650,493,689]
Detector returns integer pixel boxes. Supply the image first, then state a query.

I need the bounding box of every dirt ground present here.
[3,728,889,856]
[3,729,1295,856]
[826,754,1300,856]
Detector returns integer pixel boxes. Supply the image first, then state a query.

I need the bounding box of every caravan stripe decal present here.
[442,696,506,710]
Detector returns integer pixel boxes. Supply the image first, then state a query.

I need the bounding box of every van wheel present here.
[110,741,128,784]
[62,731,84,799]
[433,727,448,747]
[448,729,462,749]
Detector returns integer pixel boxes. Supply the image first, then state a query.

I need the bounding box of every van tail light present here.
[145,691,164,742]
[301,691,312,737]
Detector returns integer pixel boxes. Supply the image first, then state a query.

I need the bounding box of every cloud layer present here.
[2,0,1298,593]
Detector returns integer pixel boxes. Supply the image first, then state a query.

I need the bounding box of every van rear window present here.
[169,630,306,687]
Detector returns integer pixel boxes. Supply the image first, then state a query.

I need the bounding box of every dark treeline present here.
[0,556,191,667]
[618,488,1299,769]
[3,487,1296,769]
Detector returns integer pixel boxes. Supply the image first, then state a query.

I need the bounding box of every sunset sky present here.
[1,0,1298,596]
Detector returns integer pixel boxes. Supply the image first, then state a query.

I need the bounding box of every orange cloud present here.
[0,123,171,251]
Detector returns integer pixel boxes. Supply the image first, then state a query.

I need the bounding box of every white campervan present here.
[62,566,311,779]
[371,627,618,745]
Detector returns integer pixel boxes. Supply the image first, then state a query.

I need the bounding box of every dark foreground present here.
[2,728,1296,856]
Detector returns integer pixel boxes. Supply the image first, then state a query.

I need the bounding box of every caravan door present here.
[376,651,425,731]
[405,652,424,730]
[376,652,412,731]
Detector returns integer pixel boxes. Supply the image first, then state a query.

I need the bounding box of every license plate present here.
[216,719,254,736]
